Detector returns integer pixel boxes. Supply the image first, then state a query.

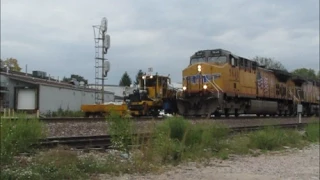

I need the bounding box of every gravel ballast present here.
[102,144,320,180]
[44,117,318,137]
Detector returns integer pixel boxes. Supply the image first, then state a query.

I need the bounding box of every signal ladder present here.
[93,26,105,104]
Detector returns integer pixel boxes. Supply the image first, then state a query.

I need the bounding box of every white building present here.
[0,70,114,114]
[87,84,136,102]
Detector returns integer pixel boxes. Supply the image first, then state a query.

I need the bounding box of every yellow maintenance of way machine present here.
[81,74,180,117]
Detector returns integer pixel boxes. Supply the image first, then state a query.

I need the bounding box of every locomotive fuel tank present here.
[245,100,278,114]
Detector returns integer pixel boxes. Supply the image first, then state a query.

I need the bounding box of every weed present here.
[106,112,134,155]
[0,114,45,165]
[248,126,303,150]
[44,107,84,117]
[305,121,320,142]
[227,134,250,154]
[1,115,318,179]
[32,149,87,180]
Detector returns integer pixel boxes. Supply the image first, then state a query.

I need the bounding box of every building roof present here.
[0,70,114,94]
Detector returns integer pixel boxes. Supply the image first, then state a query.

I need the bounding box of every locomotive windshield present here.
[190,57,206,64]
[208,56,227,65]
[140,76,168,87]
[140,78,156,87]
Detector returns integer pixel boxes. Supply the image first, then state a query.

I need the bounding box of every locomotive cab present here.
[139,74,170,99]
[177,49,232,117]
[126,74,178,116]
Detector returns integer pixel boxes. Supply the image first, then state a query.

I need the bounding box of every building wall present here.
[39,85,114,113]
[0,74,37,109]
[88,84,135,100]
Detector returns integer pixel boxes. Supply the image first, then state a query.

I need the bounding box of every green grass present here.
[304,121,320,142]
[1,115,319,179]
[247,126,304,150]
[44,107,84,117]
[0,114,45,165]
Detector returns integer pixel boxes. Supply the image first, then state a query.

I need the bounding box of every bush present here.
[227,134,250,154]
[305,121,320,142]
[201,123,229,152]
[32,149,86,180]
[248,126,303,150]
[2,114,318,178]
[106,112,134,154]
[150,118,230,163]
[45,107,84,117]
[150,117,188,163]
[0,115,45,165]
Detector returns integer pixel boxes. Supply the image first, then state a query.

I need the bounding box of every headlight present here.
[150,75,153,78]
[142,76,146,79]
[182,86,187,91]
[197,64,201,72]
[203,84,207,89]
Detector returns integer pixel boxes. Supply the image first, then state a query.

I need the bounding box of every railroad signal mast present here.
[93,17,111,104]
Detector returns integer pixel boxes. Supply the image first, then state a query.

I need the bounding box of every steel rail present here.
[37,122,312,150]
[2,115,317,122]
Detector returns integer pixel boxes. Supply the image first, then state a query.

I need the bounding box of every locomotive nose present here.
[197,64,202,72]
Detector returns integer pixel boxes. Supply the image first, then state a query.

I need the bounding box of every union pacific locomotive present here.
[176,49,320,117]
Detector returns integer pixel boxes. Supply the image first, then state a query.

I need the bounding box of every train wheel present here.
[143,102,148,116]
[215,112,221,117]
[225,109,229,117]
[234,109,239,117]
[84,112,90,117]
[206,113,211,119]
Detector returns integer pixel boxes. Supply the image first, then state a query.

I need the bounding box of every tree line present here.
[1,57,319,87]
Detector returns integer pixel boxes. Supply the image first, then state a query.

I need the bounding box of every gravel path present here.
[102,143,320,180]
[44,117,318,137]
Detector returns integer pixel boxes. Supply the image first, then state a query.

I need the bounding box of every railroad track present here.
[37,122,311,150]
[3,114,317,122]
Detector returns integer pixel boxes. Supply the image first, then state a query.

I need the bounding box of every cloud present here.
[1,0,319,85]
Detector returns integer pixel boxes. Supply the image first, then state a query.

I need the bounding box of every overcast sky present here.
[1,0,319,85]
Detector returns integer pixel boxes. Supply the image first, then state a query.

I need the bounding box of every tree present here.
[317,70,320,79]
[134,69,144,85]
[119,71,132,86]
[252,56,287,71]
[0,59,4,68]
[63,74,88,84]
[2,58,22,72]
[291,68,317,80]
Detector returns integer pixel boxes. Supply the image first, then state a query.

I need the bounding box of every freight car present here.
[81,73,180,117]
[176,49,320,118]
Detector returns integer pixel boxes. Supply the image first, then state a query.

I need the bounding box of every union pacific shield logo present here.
[185,73,221,84]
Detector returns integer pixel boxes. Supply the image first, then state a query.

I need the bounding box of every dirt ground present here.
[99,144,319,180]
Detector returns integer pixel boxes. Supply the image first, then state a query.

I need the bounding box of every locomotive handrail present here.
[204,75,224,92]
[289,89,300,104]
[204,76,224,98]
[212,80,224,92]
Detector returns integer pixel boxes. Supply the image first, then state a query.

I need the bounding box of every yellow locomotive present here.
[125,73,179,116]
[81,73,179,117]
[177,49,320,117]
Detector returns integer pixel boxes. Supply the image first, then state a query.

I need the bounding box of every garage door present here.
[17,89,36,110]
